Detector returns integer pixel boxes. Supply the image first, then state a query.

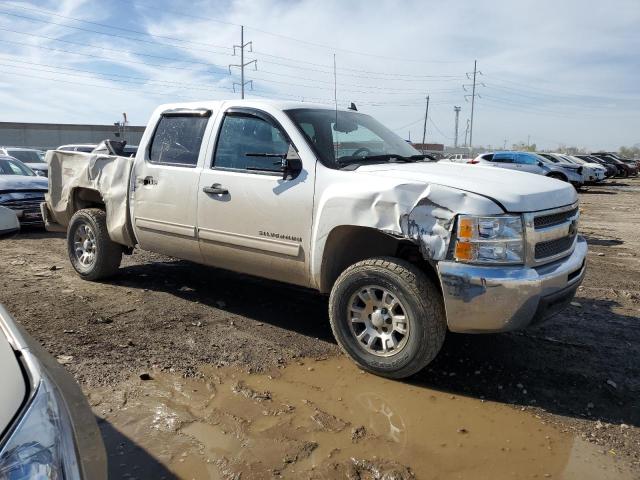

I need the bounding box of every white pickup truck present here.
[42,100,587,378]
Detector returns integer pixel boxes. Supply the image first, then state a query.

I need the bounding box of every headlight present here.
[0,374,81,480]
[454,214,524,264]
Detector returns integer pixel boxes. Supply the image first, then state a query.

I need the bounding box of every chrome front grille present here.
[524,202,579,266]
[535,234,577,259]
[534,207,579,229]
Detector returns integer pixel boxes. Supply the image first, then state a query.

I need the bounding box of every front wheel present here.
[67,208,123,281]
[329,257,446,379]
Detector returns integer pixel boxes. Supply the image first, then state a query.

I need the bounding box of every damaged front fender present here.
[311,176,503,289]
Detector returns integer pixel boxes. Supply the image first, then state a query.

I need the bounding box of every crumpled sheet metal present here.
[46,151,136,246]
[311,179,503,288]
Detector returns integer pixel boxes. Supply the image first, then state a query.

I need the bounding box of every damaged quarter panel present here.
[46,150,136,246]
[311,166,503,290]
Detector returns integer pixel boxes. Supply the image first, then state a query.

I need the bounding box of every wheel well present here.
[319,225,440,293]
[71,187,105,214]
[546,172,567,181]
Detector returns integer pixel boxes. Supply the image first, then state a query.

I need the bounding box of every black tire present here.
[329,257,446,379]
[547,172,567,182]
[67,208,122,281]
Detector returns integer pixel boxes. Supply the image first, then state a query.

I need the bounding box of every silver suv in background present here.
[473,151,584,188]
[0,147,48,177]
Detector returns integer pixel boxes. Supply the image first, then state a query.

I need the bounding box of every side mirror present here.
[35,170,44,176]
[281,145,303,180]
[538,161,543,167]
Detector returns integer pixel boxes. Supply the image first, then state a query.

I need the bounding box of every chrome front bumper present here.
[437,236,587,333]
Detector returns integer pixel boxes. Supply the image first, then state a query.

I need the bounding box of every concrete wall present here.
[0,122,146,150]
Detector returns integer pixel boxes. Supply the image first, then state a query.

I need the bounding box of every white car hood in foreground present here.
[0,329,26,437]
[357,162,577,212]
[0,175,48,191]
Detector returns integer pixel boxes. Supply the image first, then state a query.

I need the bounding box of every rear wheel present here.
[329,257,446,379]
[67,208,122,280]
[547,172,567,182]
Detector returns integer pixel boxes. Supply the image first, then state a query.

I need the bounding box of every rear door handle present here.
[142,176,156,186]
[202,183,228,195]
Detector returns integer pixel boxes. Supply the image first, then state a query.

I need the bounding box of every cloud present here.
[0,0,638,149]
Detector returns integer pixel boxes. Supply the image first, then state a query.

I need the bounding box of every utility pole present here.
[421,95,430,152]
[229,25,256,99]
[121,113,127,142]
[463,118,470,147]
[453,106,461,148]
[463,60,484,153]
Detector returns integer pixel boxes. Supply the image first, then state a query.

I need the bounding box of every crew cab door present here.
[131,109,212,261]
[196,107,314,287]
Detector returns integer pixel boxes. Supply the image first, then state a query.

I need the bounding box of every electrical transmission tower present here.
[453,106,461,148]
[463,60,484,151]
[229,26,257,99]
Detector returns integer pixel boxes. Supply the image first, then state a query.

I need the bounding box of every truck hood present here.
[356,162,577,212]
[0,175,48,193]
[0,327,26,439]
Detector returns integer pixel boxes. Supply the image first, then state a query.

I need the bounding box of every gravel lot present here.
[1,177,639,477]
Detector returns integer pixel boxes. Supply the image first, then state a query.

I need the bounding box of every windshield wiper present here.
[337,154,416,167]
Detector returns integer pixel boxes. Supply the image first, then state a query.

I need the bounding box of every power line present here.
[1,5,468,80]
[0,10,233,57]
[0,28,465,96]
[1,3,233,51]
[107,0,469,65]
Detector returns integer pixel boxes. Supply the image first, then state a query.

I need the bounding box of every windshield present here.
[7,149,41,164]
[285,108,421,167]
[0,158,35,176]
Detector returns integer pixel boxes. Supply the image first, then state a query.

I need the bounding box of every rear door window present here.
[149,115,210,166]
[493,153,515,163]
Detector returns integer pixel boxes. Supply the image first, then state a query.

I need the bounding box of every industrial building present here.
[0,121,145,150]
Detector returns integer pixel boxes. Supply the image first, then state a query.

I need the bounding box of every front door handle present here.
[202,183,229,195]
[142,175,156,186]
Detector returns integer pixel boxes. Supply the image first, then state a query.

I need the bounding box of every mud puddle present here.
[89,356,634,479]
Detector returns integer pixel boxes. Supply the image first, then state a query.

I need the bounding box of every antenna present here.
[333,53,338,162]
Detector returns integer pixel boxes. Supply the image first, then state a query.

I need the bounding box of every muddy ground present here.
[1,177,639,478]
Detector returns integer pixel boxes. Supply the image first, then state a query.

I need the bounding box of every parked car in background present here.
[443,153,472,163]
[594,152,639,167]
[0,156,48,226]
[473,151,584,187]
[57,144,98,153]
[0,147,48,177]
[555,154,606,184]
[590,153,638,177]
[574,155,617,178]
[0,206,19,235]
[0,305,107,479]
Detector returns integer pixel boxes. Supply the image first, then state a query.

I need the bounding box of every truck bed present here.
[46,150,136,246]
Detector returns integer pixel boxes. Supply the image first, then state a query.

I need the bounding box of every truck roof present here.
[153,99,354,114]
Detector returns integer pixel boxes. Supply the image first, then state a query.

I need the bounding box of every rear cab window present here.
[149,113,210,167]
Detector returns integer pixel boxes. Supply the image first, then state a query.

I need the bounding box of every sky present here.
[0,0,638,150]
